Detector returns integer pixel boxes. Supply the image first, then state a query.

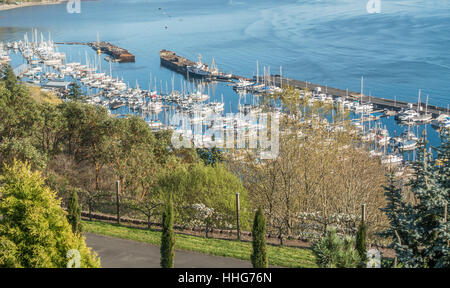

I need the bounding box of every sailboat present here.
[352,76,373,113]
[413,92,432,123]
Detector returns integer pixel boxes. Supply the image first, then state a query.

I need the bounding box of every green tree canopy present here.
[157,162,251,230]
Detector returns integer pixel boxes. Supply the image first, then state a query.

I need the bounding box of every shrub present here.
[312,226,361,268]
[0,161,100,267]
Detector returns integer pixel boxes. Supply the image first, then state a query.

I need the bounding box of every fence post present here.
[361,203,366,223]
[116,180,121,225]
[444,201,448,223]
[236,193,240,241]
[445,202,449,247]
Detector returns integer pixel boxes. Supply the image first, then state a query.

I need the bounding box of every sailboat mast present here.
[360,76,364,104]
[417,89,421,113]
[256,60,259,84]
[280,66,282,88]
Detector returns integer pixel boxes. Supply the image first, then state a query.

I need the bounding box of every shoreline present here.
[0,0,67,12]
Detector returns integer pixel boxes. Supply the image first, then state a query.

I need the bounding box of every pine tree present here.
[67,189,82,234]
[355,221,367,264]
[312,226,361,268]
[160,194,175,268]
[380,134,450,268]
[251,207,268,268]
[379,173,408,267]
[67,82,82,100]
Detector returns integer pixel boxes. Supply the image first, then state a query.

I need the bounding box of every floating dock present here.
[267,75,448,117]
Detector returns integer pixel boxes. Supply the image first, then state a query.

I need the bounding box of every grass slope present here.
[83,220,317,268]
[27,86,62,105]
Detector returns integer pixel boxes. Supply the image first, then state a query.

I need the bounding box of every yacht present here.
[397,109,419,122]
[432,114,450,129]
[233,79,255,90]
[400,130,418,141]
[189,90,209,102]
[381,154,403,165]
[396,139,417,151]
[186,54,211,77]
[413,113,432,123]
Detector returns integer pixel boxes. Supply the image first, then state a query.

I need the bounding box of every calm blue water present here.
[1,0,449,156]
[1,0,450,106]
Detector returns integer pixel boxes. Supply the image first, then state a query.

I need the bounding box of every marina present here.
[1,27,448,168]
[161,50,448,118]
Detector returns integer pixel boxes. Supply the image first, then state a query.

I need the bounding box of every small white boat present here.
[381,154,403,165]
[397,139,417,150]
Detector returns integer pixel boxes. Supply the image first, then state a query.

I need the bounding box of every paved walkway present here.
[84,233,252,268]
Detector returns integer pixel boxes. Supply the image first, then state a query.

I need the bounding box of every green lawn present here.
[83,220,317,268]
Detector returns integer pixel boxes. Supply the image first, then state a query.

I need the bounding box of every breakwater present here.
[159,49,201,74]
[55,41,135,62]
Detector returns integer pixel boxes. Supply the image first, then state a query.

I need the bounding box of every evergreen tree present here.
[160,194,175,268]
[380,135,450,268]
[1,64,18,92]
[379,173,408,267]
[67,82,82,100]
[355,221,367,264]
[251,207,268,268]
[0,161,100,267]
[67,189,82,234]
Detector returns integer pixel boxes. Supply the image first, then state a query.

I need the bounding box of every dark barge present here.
[159,49,238,81]
[159,49,202,74]
[88,41,135,63]
[55,41,135,63]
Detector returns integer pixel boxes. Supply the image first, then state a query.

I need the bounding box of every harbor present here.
[160,49,448,118]
[1,29,449,168]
